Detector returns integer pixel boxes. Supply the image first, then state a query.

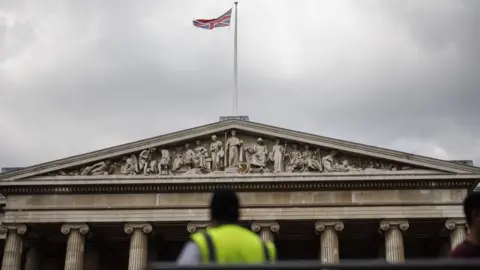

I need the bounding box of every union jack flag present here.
[193,8,232,30]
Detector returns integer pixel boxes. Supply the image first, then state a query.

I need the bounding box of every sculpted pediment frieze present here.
[45,129,435,177]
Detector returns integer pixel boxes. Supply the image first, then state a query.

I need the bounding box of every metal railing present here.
[147,259,480,270]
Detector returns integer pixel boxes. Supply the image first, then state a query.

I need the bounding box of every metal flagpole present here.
[233,1,239,116]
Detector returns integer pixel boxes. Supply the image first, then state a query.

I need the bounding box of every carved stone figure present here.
[270,139,285,173]
[322,150,349,172]
[45,131,428,177]
[139,148,157,175]
[193,140,210,171]
[182,143,195,167]
[171,152,184,173]
[121,154,138,175]
[157,149,170,175]
[209,135,224,171]
[226,130,243,167]
[338,159,361,172]
[302,145,322,172]
[172,144,195,173]
[285,144,304,172]
[245,137,269,172]
[80,161,113,176]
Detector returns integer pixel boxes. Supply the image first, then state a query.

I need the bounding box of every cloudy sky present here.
[0,0,479,168]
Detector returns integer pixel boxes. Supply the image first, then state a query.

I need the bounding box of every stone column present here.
[24,244,41,270]
[186,222,210,234]
[0,224,27,270]
[445,219,467,250]
[379,220,409,263]
[314,220,344,264]
[61,224,89,270]
[251,221,279,243]
[124,223,152,270]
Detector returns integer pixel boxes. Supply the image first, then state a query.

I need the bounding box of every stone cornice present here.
[1,120,479,181]
[0,173,478,195]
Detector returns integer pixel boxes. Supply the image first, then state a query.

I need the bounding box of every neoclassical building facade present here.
[0,119,479,270]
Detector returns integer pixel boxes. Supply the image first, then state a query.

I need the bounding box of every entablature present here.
[1,205,464,224]
[0,173,479,195]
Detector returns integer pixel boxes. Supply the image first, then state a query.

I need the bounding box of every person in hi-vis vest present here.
[177,188,276,264]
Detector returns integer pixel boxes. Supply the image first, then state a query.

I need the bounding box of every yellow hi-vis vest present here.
[191,224,276,264]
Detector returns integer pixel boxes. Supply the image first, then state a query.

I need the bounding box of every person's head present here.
[210,188,240,224]
[231,130,236,136]
[464,192,480,229]
[212,135,217,141]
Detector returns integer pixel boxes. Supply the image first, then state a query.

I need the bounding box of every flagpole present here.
[233,1,239,116]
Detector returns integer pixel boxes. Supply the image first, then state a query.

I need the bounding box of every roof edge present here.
[1,119,479,181]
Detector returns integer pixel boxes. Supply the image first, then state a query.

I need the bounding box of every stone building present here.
[0,118,479,270]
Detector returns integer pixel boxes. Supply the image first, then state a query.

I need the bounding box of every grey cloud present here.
[1,0,479,168]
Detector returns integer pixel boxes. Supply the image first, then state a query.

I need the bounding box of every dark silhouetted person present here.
[177,188,276,264]
[450,192,480,258]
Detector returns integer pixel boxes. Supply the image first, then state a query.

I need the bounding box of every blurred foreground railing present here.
[147,259,480,270]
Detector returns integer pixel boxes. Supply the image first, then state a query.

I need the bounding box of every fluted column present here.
[0,224,27,270]
[124,223,152,270]
[61,224,89,270]
[24,244,41,270]
[251,221,279,242]
[445,219,467,250]
[186,222,210,234]
[379,220,409,263]
[314,220,343,264]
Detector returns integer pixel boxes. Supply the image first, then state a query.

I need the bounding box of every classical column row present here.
[0,219,468,269]
[0,223,152,270]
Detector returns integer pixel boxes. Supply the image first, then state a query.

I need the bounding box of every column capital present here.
[0,224,28,235]
[445,219,467,230]
[380,219,409,232]
[186,222,210,233]
[61,223,89,235]
[124,223,152,235]
[251,221,280,233]
[315,220,344,233]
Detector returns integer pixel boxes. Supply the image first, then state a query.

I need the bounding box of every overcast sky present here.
[0,0,479,168]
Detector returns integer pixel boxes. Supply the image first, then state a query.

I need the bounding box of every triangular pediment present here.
[1,120,479,181]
